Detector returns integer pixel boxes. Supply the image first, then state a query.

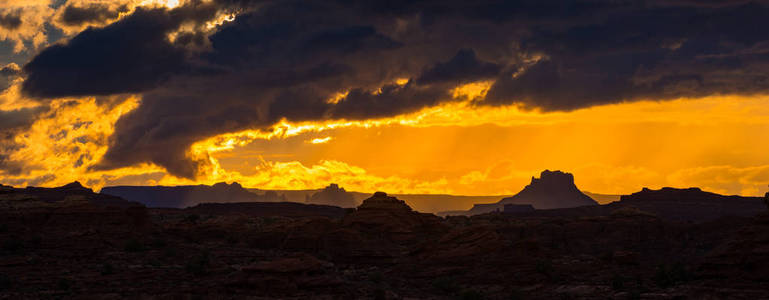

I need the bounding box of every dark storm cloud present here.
[0,63,20,91]
[22,7,194,98]
[416,49,501,85]
[18,0,769,178]
[59,4,130,26]
[0,107,43,132]
[0,63,19,77]
[0,13,21,30]
[483,1,769,110]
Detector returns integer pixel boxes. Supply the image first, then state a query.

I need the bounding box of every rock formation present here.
[499,170,597,209]
[618,187,765,222]
[0,181,141,208]
[765,188,769,211]
[343,192,445,246]
[461,170,597,215]
[305,183,357,208]
[2,182,769,298]
[356,191,412,211]
[101,182,279,208]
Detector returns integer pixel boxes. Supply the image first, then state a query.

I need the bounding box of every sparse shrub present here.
[627,289,641,300]
[0,224,7,233]
[1,236,23,254]
[373,288,386,300]
[431,276,460,294]
[185,214,200,223]
[26,235,41,248]
[0,273,12,291]
[149,237,167,249]
[56,278,71,291]
[124,239,145,252]
[653,266,673,288]
[654,263,692,288]
[739,260,757,272]
[611,274,626,290]
[162,247,178,259]
[147,259,163,267]
[535,259,553,276]
[460,289,486,300]
[670,263,692,281]
[369,271,383,284]
[185,251,210,276]
[100,263,114,275]
[559,293,575,300]
[611,207,655,218]
[508,288,524,300]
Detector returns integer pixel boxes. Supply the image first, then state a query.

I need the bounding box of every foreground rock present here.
[0,185,768,298]
[185,201,348,218]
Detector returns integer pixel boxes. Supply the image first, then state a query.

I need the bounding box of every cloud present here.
[0,12,21,30]
[416,49,501,85]
[0,1,52,53]
[58,3,130,27]
[16,0,769,178]
[237,159,452,195]
[0,106,44,131]
[0,62,19,91]
[22,7,194,98]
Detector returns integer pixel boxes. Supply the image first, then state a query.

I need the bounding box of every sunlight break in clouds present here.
[308,137,332,144]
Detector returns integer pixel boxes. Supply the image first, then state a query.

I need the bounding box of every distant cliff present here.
[615,187,766,222]
[470,186,765,223]
[102,182,285,208]
[305,183,358,208]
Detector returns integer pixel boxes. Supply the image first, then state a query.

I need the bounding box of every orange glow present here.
[2,75,769,199]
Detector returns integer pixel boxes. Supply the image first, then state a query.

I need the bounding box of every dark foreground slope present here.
[0,186,768,299]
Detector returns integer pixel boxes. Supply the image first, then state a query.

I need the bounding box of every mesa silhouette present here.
[1,173,768,298]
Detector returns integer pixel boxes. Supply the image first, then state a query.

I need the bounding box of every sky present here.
[1,0,769,196]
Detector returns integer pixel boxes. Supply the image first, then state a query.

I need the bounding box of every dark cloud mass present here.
[22,7,191,98]
[18,0,769,178]
[0,13,21,30]
[59,4,130,26]
[0,107,43,132]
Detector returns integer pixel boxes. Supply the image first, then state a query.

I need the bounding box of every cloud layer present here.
[14,0,769,179]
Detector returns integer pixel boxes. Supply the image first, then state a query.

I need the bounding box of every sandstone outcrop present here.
[305,183,357,208]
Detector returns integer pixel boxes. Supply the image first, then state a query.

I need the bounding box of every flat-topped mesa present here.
[357,192,412,211]
[306,183,357,208]
[531,170,576,188]
[498,170,597,210]
[58,181,93,193]
[621,187,719,203]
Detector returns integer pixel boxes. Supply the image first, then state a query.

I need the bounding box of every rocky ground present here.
[0,185,768,299]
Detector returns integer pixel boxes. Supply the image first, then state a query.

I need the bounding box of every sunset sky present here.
[1,0,769,196]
